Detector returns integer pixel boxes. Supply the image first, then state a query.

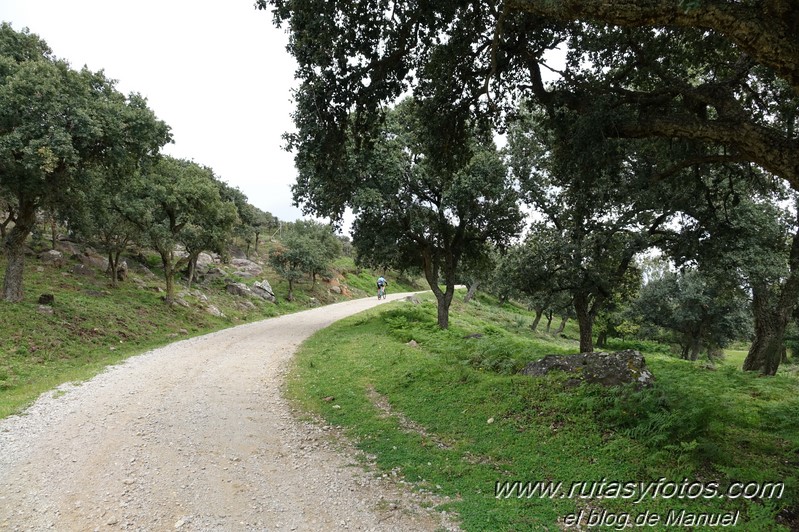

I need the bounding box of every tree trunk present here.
[187,254,197,291]
[743,284,787,375]
[530,307,543,331]
[287,278,294,301]
[545,311,553,333]
[689,335,702,361]
[680,343,689,360]
[160,251,175,304]
[108,250,119,288]
[574,295,594,353]
[597,330,608,348]
[50,217,57,250]
[421,252,455,329]
[554,315,569,335]
[463,281,479,303]
[743,220,799,374]
[2,201,36,302]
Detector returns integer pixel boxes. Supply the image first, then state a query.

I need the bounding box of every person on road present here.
[377,276,388,299]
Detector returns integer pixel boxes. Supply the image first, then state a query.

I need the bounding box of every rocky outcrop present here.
[252,280,276,302]
[225,281,276,303]
[230,258,263,278]
[38,250,64,267]
[521,350,655,388]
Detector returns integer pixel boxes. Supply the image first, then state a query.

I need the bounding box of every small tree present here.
[269,220,341,300]
[66,168,142,287]
[345,98,523,328]
[125,157,234,303]
[631,268,751,360]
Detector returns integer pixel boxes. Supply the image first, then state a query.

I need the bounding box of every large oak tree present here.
[0,23,169,301]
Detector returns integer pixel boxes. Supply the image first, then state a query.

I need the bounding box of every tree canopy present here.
[0,23,170,301]
[347,98,522,328]
[261,0,799,369]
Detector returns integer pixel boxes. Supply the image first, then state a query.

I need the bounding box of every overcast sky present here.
[1,0,306,223]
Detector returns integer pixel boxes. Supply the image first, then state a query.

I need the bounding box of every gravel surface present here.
[0,293,460,531]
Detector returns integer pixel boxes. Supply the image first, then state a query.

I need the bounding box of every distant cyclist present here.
[377,276,388,299]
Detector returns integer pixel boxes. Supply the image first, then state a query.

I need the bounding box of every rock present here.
[406,340,419,348]
[520,349,655,388]
[77,251,108,271]
[404,295,422,304]
[38,250,64,267]
[37,305,54,315]
[230,258,263,276]
[252,280,276,302]
[329,285,342,295]
[235,301,257,311]
[38,294,55,305]
[206,305,224,317]
[55,239,81,256]
[226,282,254,298]
[72,264,95,277]
[196,252,215,269]
[172,298,190,308]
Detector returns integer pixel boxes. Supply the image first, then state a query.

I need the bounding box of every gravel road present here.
[0,293,459,531]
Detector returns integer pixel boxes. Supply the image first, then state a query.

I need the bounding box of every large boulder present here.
[226,282,254,298]
[520,350,655,388]
[252,280,276,302]
[55,239,81,256]
[231,258,262,277]
[77,250,109,271]
[38,250,64,267]
[196,252,215,270]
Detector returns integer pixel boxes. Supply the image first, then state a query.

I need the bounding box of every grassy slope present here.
[0,248,420,418]
[286,293,799,531]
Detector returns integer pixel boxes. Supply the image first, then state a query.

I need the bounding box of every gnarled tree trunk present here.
[743,284,790,375]
[743,226,799,375]
[530,306,544,331]
[463,280,479,304]
[574,294,595,353]
[2,200,36,302]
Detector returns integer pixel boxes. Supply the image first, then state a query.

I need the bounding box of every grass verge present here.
[286,293,799,531]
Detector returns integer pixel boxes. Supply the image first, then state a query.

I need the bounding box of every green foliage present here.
[344,98,522,328]
[0,23,170,301]
[631,266,752,360]
[269,220,342,299]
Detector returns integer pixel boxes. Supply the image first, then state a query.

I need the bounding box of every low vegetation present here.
[287,293,799,531]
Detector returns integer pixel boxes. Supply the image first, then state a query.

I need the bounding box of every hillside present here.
[0,236,420,418]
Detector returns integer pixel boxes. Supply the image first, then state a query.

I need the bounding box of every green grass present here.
[286,293,799,531]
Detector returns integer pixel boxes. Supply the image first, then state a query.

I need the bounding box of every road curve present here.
[0,292,457,531]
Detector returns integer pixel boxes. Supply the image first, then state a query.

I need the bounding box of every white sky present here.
[0,0,307,223]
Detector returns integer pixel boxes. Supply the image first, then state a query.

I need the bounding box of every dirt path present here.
[0,293,459,531]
